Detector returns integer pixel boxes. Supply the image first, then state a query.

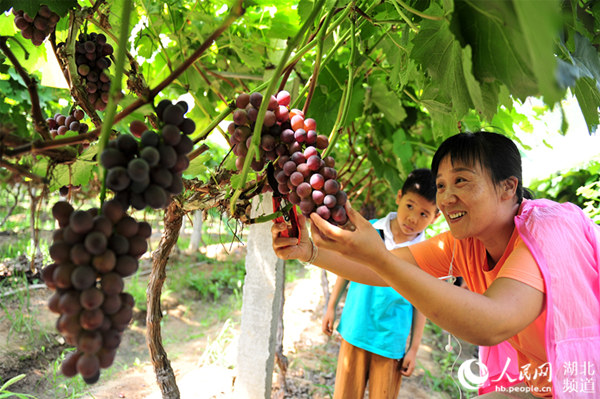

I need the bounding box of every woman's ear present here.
[500,177,518,200]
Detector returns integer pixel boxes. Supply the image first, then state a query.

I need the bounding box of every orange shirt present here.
[409,228,552,397]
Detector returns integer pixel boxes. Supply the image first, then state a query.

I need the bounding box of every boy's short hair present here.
[402,168,436,204]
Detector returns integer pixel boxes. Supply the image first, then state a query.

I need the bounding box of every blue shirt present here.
[336,213,424,359]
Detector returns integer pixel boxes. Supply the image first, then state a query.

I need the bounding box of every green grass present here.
[42,348,94,399]
[0,374,38,399]
[0,275,52,347]
[420,322,464,398]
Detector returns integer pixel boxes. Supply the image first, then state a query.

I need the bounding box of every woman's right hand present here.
[271,213,313,262]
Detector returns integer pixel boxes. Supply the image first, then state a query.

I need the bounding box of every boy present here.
[321,168,439,399]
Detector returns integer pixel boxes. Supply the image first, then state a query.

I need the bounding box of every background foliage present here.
[1,0,599,218]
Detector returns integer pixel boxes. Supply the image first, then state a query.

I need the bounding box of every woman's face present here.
[435,156,503,241]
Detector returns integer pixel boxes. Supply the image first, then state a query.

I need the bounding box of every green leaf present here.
[185,152,212,177]
[512,0,562,104]
[461,45,485,118]
[410,4,475,119]
[370,80,406,126]
[0,0,77,17]
[342,81,366,128]
[392,129,413,163]
[454,1,538,101]
[573,76,600,132]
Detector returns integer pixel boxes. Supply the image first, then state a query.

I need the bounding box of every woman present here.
[272,132,600,398]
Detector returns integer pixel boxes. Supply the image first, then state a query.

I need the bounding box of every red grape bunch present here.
[75,32,114,111]
[228,91,348,225]
[12,5,60,46]
[100,99,194,211]
[41,199,151,384]
[47,108,89,138]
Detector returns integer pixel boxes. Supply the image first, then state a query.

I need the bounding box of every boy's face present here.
[394,191,439,239]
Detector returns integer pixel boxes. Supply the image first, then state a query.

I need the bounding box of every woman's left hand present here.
[309,201,387,267]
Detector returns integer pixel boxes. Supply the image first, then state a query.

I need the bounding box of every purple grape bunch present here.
[74,33,114,111]
[47,108,89,138]
[229,91,348,225]
[100,99,194,211]
[41,199,151,384]
[12,5,60,46]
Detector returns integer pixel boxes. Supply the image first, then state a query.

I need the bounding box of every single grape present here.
[324,179,340,195]
[236,93,250,109]
[276,90,291,106]
[323,194,337,208]
[296,182,312,199]
[316,205,331,220]
[129,120,148,138]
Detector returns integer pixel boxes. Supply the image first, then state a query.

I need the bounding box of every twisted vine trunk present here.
[146,201,184,399]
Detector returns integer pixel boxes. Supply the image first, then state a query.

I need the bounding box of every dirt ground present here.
[0,242,474,399]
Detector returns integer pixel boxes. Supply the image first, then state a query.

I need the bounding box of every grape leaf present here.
[0,0,77,17]
[573,77,600,132]
[410,3,474,119]
[369,80,406,127]
[512,0,562,105]
[453,1,538,101]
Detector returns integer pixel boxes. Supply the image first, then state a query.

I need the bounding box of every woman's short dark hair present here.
[431,132,531,204]
[402,168,437,204]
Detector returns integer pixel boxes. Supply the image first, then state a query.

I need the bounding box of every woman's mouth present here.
[447,211,466,221]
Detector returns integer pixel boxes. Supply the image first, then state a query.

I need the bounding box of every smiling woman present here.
[271,131,600,399]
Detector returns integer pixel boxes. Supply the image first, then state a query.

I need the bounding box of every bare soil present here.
[0,242,474,399]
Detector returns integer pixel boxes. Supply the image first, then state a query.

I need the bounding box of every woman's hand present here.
[271,213,313,262]
[309,201,387,267]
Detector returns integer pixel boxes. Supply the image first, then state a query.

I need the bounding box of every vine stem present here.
[229,0,327,215]
[323,7,357,159]
[395,0,444,20]
[147,201,183,399]
[391,1,420,32]
[302,2,340,115]
[97,0,134,206]
[0,37,51,141]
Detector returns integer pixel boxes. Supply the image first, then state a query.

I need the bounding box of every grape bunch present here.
[12,5,60,46]
[47,108,89,138]
[75,32,114,111]
[41,199,151,383]
[100,99,194,211]
[228,91,348,225]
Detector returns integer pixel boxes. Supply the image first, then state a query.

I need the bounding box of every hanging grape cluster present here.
[100,99,194,211]
[12,5,59,46]
[229,91,348,225]
[41,199,150,384]
[75,32,113,111]
[47,108,89,138]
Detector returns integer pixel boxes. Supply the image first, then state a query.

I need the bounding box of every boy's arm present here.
[400,308,427,376]
[322,276,349,335]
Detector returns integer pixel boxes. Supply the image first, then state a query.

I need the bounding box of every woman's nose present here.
[437,188,457,206]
